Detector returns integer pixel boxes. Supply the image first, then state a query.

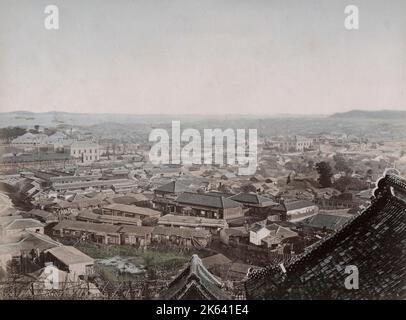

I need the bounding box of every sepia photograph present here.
[0,0,405,312]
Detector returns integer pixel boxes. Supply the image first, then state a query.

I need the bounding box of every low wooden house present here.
[152,226,211,248]
[158,214,227,233]
[44,246,94,277]
[102,203,161,222]
[52,220,122,245]
[175,192,243,221]
[119,225,153,246]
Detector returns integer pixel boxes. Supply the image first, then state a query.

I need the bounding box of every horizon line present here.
[1,108,403,117]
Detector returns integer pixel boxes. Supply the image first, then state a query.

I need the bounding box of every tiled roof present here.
[229,193,277,206]
[119,225,153,236]
[245,171,406,300]
[71,196,103,208]
[158,214,227,228]
[152,226,211,239]
[155,181,189,194]
[103,203,161,218]
[299,213,352,231]
[27,209,56,220]
[53,220,121,234]
[0,215,23,227]
[206,191,236,198]
[55,200,79,209]
[176,192,241,209]
[112,195,147,205]
[4,218,45,230]
[45,246,94,265]
[0,231,61,256]
[77,210,142,225]
[230,262,255,275]
[222,227,248,237]
[250,223,264,233]
[162,254,230,300]
[266,223,298,238]
[284,200,316,211]
[0,152,71,163]
[53,179,132,191]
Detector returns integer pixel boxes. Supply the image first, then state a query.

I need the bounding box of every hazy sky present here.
[0,0,405,115]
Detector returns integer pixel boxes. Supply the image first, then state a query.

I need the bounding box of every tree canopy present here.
[315,161,333,188]
[0,127,27,142]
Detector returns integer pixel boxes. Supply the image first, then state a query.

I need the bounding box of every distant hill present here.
[7,110,36,115]
[330,110,406,120]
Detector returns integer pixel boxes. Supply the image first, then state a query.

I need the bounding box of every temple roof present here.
[245,170,406,300]
[162,254,230,300]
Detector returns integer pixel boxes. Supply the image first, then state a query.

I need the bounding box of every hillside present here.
[330,110,406,120]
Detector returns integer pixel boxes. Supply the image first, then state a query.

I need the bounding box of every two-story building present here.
[228,193,278,215]
[158,214,227,233]
[175,192,243,221]
[69,141,100,164]
[271,200,319,222]
[152,181,189,213]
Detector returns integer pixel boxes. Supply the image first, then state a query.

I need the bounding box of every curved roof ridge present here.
[246,171,406,299]
[248,171,404,280]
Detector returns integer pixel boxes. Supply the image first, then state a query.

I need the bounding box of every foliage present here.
[44,128,57,136]
[0,266,6,280]
[0,127,27,142]
[333,176,369,192]
[315,161,333,187]
[241,184,257,193]
[75,243,139,258]
[333,154,353,174]
[76,243,188,266]
[217,183,231,193]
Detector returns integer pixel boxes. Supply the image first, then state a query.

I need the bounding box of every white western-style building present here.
[70,141,100,164]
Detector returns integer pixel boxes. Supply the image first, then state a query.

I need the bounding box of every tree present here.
[333,176,368,192]
[307,160,315,170]
[218,183,231,193]
[333,154,352,175]
[0,127,27,143]
[241,184,257,193]
[0,266,6,280]
[44,127,57,136]
[315,161,333,188]
[143,252,157,281]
